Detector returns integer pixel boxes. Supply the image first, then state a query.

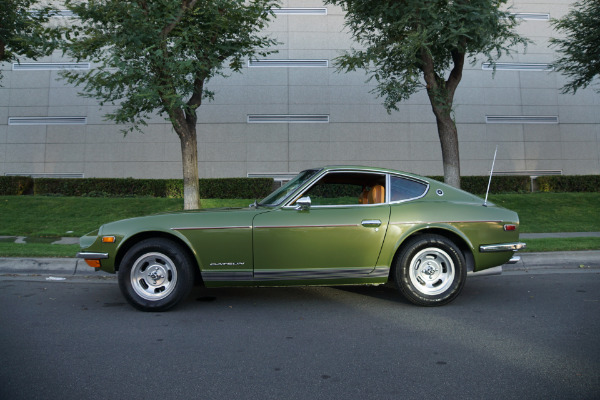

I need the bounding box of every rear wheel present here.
[394,234,466,306]
[118,238,195,311]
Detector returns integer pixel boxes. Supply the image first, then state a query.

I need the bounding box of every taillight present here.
[504,224,517,231]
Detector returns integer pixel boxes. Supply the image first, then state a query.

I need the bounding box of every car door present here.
[252,171,390,281]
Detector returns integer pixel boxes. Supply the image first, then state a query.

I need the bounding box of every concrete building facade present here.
[1,0,599,180]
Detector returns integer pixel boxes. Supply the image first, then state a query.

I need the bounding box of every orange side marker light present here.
[84,259,102,268]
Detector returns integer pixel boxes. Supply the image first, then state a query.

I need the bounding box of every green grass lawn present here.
[0,196,252,237]
[488,192,600,233]
[0,193,598,256]
[521,237,600,253]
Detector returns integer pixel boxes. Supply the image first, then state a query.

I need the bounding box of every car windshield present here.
[258,169,320,206]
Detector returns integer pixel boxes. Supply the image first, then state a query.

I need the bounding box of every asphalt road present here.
[1,270,599,400]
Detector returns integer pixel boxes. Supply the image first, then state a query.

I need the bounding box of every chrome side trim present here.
[76,252,109,259]
[371,266,390,278]
[255,224,358,229]
[479,242,527,252]
[391,220,503,225]
[254,268,376,281]
[172,226,251,231]
[201,271,253,281]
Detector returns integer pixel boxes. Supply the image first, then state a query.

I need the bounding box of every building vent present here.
[485,116,559,124]
[247,114,330,123]
[8,117,88,125]
[482,62,554,71]
[248,59,328,68]
[5,172,84,178]
[30,9,76,17]
[12,62,90,71]
[248,172,298,182]
[271,8,327,15]
[510,13,550,20]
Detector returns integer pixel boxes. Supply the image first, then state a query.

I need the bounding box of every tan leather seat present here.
[359,188,369,204]
[368,184,385,204]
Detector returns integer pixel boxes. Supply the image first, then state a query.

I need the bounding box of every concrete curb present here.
[1,251,599,278]
[508,250,600,270]
[0,257,113,278]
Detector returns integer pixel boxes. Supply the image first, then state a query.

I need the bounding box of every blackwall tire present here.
[394,234,466,306]
[118,238,195,311]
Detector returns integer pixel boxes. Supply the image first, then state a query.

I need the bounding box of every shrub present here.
[32,177,274,199]
[0,176,34,195]
[537,175,600,192]
[426,175,531,194]
[34,178,169,197]
[198,178,274,199]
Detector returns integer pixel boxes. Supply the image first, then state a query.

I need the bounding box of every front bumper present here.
[76,252,109,260]
[76,252,109,269]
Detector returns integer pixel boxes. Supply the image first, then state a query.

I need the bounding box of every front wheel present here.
[394,234,466,306]
[118,238,195,311]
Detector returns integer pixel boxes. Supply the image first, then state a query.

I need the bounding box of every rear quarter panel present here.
[379,199,520,272]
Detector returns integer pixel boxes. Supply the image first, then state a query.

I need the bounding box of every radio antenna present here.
[483,145,498,207]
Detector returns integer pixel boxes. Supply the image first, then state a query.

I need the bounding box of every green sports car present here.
[77,166,525,311]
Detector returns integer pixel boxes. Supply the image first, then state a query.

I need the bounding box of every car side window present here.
[390,176,427,202]
[299,172,387,206]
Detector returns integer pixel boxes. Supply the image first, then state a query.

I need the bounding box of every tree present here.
[324,0,528,188]
[59,0,278,209]
[550,0,600,94]
[0,0,57,81]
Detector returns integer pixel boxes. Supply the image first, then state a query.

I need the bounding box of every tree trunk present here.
[420,49,463,189]
[178,125,200,210]
[434,110,461,189]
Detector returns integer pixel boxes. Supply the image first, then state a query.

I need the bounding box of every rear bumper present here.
[479,242,526,253]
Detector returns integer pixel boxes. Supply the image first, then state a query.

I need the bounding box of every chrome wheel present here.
[408,247,455,296]
[130,252,178,301]
[394,234,466,306]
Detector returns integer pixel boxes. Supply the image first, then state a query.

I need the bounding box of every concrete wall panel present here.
[0,0,598,179]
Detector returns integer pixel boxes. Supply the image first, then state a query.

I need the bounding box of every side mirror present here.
[295,196,311,211]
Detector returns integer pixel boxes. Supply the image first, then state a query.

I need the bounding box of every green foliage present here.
[58,0,279,131]
[0,176,34,195]
[33,177,273,199]
[462,176,530,194]
[427,175,530,194]
[324,0,528,189]
[324,0,528,112]
[550,0,600,94]
[537,175,600,193]
[34,178,176,197]
[198,178,274,199]
[56,0,280,209]
[0,0,58,81]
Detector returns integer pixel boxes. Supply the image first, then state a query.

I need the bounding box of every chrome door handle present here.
[361,219,381,228]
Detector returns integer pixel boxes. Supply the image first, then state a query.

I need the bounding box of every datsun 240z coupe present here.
[77,166,525,311]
